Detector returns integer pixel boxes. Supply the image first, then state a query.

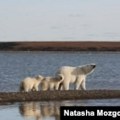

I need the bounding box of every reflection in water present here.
[18,100,88,120]
[19,102,42,120]
[19,102,60,120]
[1,99,120,120]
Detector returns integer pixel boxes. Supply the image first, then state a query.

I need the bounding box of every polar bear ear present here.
[35,75,44,80]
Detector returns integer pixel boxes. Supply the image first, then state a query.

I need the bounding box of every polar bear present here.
[20,75,44,92]
[19,102,41,120]
[40,74,64,90]
[56,64,96,90]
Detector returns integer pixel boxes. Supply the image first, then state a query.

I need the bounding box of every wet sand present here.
[1,90,120,103]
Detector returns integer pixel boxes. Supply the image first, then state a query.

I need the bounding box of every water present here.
[0,51,120,91]
[0,51,120,120]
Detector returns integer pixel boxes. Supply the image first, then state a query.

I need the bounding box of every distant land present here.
[0,41,120,51]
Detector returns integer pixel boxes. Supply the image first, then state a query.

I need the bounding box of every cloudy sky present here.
[0,0,120,41]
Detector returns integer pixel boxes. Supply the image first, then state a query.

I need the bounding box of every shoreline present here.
[0,41,120,51]
[0,90,120,103]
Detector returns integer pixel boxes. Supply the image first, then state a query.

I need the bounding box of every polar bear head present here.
[35,75,44,81]
[80,64,96,75]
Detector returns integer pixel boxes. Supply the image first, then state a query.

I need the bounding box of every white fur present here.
[56,64,96,90]
[20,75,44,92]
[41,74,64,90]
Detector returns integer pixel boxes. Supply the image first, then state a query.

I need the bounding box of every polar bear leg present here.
[28,84,35,92]
[41,82,49,91]
[75,77,83,90]
[80,79,86,90]
[24,86,30,92]
[55,82,62,90]
[75,80,82,90]
[63,80,70,90]
[34,84,39,91]
[49,83,55,90]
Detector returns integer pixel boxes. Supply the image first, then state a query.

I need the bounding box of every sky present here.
[0,0,120,42]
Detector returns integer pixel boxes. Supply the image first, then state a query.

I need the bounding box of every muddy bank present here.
[0,41,120,51]
[0,90,120,103]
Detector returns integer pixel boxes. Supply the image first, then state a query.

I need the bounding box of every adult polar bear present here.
[56,64,96,90]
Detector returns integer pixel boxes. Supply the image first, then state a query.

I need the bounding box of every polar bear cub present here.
[56,64,96,90]
[20,75,44,92]
[41,74,64,90]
